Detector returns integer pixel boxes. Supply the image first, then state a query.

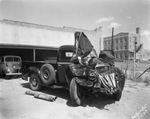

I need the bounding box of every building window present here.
[117,53,120,58]
[120,38,123,43]
[104,41,106,46]
[122,53,124,59]
[124,45,127,49]
[120,45,123,50]
[116,39,118,44]
[124,43,127,49]
[115,53,118,58]
[120,53,122,59]
[125,52,128,59]
[116,46,118,50]
[124,37,128,42]
[108,40,111,50]
[120,38,123,50]
[124,37,128,49]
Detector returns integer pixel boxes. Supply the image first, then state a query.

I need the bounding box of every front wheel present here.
[69,77,85,106]
[29,73,42,91]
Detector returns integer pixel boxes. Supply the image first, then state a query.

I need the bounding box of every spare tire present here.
[40,64,55,86]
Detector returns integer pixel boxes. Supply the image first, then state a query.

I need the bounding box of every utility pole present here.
[133,37,137,79]
[111,27,114,56]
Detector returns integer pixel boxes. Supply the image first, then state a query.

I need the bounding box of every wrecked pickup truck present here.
[22,32,125,106]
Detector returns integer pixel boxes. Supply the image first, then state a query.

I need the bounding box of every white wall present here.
[0,20,102,55]
[0,22,74,48]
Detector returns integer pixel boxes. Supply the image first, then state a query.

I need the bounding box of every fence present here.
[115,61,150,84]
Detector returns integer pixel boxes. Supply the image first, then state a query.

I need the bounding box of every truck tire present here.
[30,73,42,91]
[113,91,122,101]
[70,77,85,106]
[111,67,125,101]
[115,67,125,91]
[40,64,55,86]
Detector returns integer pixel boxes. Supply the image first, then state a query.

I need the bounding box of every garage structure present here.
[0,19,102,59]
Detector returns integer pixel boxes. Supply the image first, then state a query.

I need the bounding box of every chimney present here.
[136,27,140,34]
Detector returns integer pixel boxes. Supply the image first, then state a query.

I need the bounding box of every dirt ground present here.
[0,78,150,119]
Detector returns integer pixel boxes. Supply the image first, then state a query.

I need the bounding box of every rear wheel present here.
[70,77,85,106]
[30,73,42,91]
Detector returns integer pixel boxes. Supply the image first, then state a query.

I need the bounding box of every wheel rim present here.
[43,70,49,80]
[31,77,37,87]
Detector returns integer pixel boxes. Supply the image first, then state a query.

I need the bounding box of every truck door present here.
[57,61,71,85]
[57,47,73,85]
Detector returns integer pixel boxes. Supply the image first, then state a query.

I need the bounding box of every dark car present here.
[0,55,22,78]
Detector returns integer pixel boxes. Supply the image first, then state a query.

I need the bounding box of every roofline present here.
[0,19,101,33]
[0,55,21,58]
[103,32,140,39]
[0,43,59,50]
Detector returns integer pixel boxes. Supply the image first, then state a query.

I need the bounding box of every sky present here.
[0,0,150,50]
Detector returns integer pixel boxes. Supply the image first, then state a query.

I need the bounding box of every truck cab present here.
[56,45,74,85]
[22,45,74,90]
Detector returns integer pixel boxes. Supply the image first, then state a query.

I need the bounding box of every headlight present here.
[5,68,11,73]
[70,64,86,76]
[72,68,86,76]
[4,68,13,73]
[7,68,11,72]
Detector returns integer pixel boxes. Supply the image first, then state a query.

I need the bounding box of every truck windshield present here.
[60,51,73,62]
[14,57,21,62]
[5,57,13,62]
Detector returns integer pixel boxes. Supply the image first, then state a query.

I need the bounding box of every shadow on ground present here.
[67,94,115,110]
[84,95,115,110]
[0,76,21,80]
[21,82,70,100]
[21,82,115,110]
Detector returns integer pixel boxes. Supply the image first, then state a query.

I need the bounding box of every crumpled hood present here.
[74,32,93,57]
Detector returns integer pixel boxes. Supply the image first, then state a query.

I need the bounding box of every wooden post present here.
[33,49,35,62]
[111,27,114,56]
[133,37,137,79]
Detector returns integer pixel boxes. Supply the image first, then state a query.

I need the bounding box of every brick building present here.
[103,31,141,61]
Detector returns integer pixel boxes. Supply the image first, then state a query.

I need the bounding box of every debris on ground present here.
[25,90,57,102]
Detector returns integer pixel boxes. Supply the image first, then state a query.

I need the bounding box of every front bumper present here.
[5,72,22,76]
[75,76,119,95]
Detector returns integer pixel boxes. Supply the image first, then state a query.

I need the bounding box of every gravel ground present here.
[0,78,150,119]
